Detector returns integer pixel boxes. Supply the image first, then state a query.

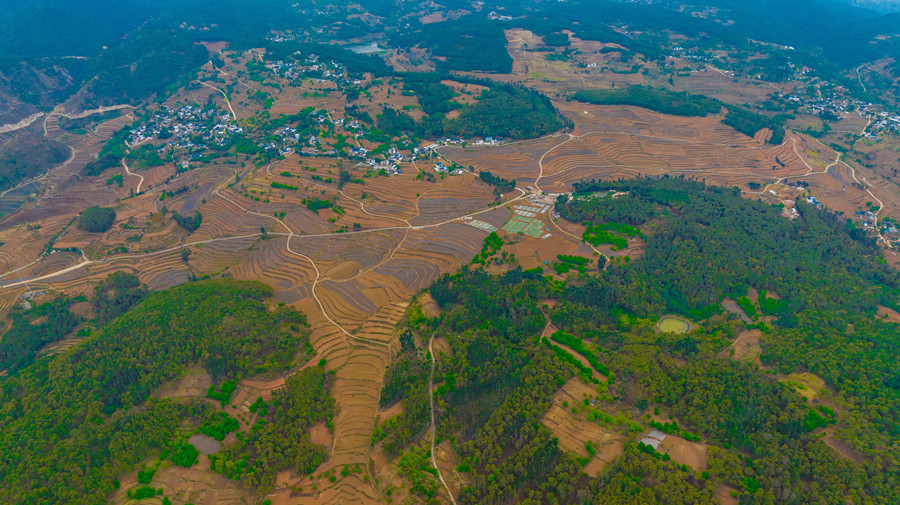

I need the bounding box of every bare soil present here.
[152,366,212,399]
[876,305,900,322]
[310,420,333,451]
[540,378,623,477]
[718,329,762,366]
[660,435,708,471]
[715,484,740,505]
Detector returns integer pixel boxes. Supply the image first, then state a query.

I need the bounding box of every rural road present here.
[57,104,133,120]
[754,137,840,198]
[195,80,237,120]
[0,126,634,292]
[213,166,389,347]
[266,160,412,227]
[428,334,457,505]
[856,64,867,93]
[5,124,849,297]
[0,112,44,134]
[805,135,892,248]
[844,160,891,248]
[121,158,144,193]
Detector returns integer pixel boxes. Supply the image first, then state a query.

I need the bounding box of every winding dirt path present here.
[534,133,575,192]
[57,104,134,120]
[428,334,457,505]
[211,167,378,345]
[266,159,413,227]
[760,134,893,248]
[195,81,237,120]
[753,137,840,197]
[547,209,610,269]
[856,64,867,93]
[844,159,891,248]
[121,158,144,193]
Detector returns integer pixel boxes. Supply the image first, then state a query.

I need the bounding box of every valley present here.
[0,2,899,505]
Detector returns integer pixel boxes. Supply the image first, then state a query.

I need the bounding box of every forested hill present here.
[377,74,568,140]
[383,176,900,504]
[556,177,898,320]
[0,279,328,505]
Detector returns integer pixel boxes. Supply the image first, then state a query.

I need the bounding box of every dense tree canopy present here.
[77,205,116,233]
[0,279,310,504]
[573,86,721,117]
[0,296,77,374]
[212,366,333,492]
[391,17,513,73]
[391,176,900,505]
[0,128,69,190]
[378,76,568,140]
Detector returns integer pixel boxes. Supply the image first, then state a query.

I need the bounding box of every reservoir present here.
[349,42,383,54]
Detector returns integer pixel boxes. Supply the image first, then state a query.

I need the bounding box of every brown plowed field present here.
[6,42,898,505]
[540,378,624,477]
[659,435,709,471]
[438,136,557,182]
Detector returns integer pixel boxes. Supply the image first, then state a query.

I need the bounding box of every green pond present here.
[658,316,690,334]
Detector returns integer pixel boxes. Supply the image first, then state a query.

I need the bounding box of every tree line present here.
[573,86,787,144]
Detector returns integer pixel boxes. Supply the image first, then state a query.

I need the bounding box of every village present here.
[667,41,900,142]
[124,97,507,180]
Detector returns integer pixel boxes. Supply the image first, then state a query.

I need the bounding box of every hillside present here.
[404,177,900,504]
[1,1,900,505]
[0,278,323,504]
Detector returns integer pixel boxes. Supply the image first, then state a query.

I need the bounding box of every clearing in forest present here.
[721,298,752,323]
[876,305,900,322]
[659,435,708,471]
[540,378,623,477]
[779,372,826,401]
[719,329,762,365]
[715,484,740,505]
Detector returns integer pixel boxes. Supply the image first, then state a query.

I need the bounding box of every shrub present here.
[78,206,116,233]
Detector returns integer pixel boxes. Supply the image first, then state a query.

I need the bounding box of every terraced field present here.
[1,50,896,505]
[442,101,816,195]
[438,136,556,182]
[0,130,520,503]
[540,378,624,477]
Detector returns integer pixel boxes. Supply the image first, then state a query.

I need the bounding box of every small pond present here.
[658,316,690,334]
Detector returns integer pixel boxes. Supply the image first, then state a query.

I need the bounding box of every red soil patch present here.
[417,292,441,318]
[310,420,333,450]
[876,305,900,323]
[69,302,96,319]
[378,401,403,423]
[200,41,229,53]
[152,366,212,399]
[721,298,752,323]
[112,453,249,505]
[540,378,622,477]
[715,484,740,505]
[660,435,708,470]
